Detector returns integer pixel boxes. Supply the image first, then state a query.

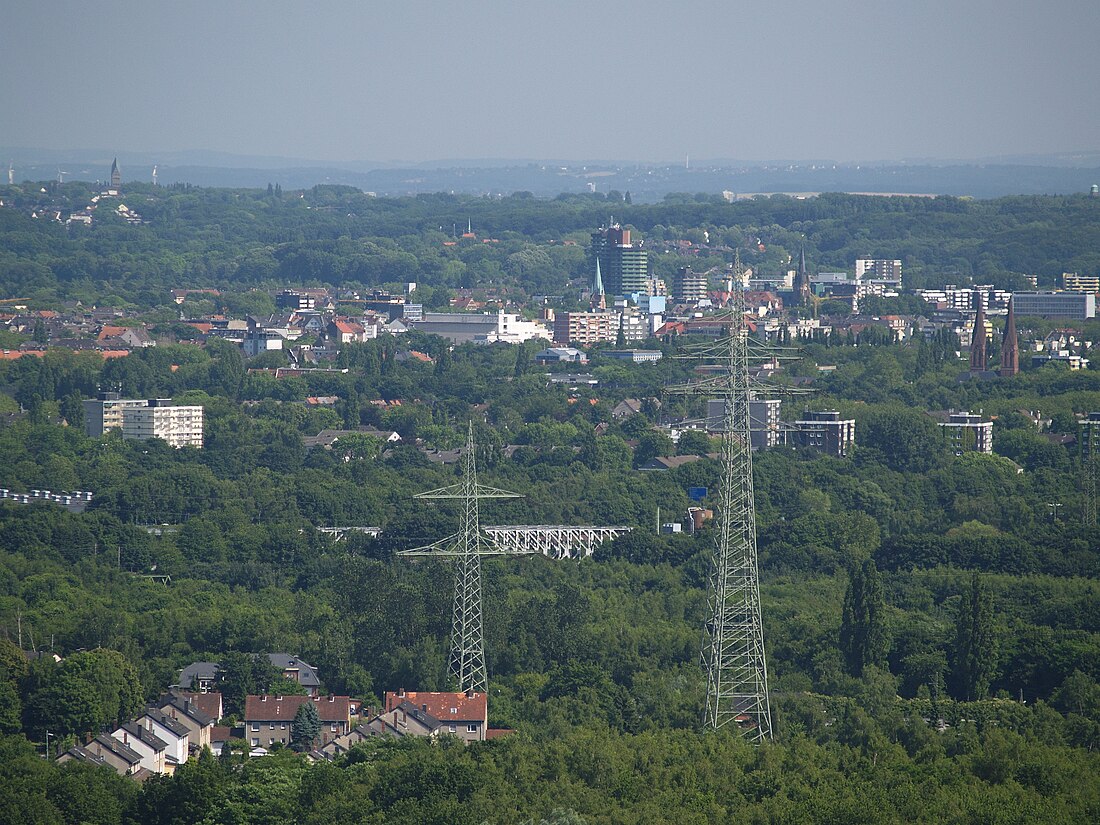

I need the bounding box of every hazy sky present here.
[2,1,1098,164]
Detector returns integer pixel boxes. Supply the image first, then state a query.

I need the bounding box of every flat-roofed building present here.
[122,400,203,448]
[83,392,149,437]
[707,397,782,449]
[939,412,993,455]
[412,310,548,345]
[789,410,856,457]
[855,259,902,280]
[1062,272,1100,292]
[1012,291,1096,320]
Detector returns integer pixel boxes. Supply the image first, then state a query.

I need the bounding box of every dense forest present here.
[1,187,1100,823]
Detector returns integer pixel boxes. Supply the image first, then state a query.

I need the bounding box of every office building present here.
[939,412,993,455]
[122,400,204,449]
[789,411,856,457]
[83,392,150,437]
[591,224,649,296]
[1012,291,1096,320]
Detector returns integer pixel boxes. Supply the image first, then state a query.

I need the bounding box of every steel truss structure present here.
[315,526,382,542]
[669,266,804,741]
[483,525,632,559]
[398,422,522,693]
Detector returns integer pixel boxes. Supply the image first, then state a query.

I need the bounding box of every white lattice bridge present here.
[316,526,382,542]
[483,525,632,560]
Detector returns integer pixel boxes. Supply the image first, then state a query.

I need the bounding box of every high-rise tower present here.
[110,158,121,187]
[969,290,987,374]
[591,223,648,297]
[999,298,1019,377]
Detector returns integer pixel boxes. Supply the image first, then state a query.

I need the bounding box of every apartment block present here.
[122,400,204,448]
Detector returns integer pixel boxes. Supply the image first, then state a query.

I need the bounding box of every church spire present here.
[110,157,120,187]
[969,290,987,374]
[591,258,606,310]
[1000,297,1019,377]
[795,244,810,305]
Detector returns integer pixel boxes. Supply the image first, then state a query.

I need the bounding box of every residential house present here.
[112,721,169,774]
[179,691,223,722]
[177,661,219,693]
[268,653,322,696]
[244,694,352,749]
[64,734,144,778]
[382,690,487,743]
[534,347,587,365]
[136,709,192,769]
[155,690,216,751]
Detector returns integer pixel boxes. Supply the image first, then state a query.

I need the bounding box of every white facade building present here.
[122,400,204,448]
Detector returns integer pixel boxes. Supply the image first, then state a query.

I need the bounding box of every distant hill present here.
[3,147,1098,200]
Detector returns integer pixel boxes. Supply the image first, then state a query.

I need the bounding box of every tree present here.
[291,701,321,752]
[952,572,997,700]
[839,559,888,676]
[676,429,713,456]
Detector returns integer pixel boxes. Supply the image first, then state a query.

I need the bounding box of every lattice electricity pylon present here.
[398,422,523,693]
[667,270,806,741]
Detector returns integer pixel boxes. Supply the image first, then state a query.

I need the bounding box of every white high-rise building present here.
[122,400,204,448]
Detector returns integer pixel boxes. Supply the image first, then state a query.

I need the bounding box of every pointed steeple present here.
[795,244,810,305]
[1000,297,1019,377]
[969,290,987,374]
[591,258,606,310]
[110,157,121,187]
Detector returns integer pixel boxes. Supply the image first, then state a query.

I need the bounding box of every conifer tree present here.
[291,701,321,752]
[952,572,997,700]
[839,559,888,677]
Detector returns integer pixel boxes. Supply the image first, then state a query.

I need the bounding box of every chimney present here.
[465,688,475,699]
[398,688,406,698]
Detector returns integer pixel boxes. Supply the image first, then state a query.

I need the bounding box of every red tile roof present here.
[383,691,487,723]
[244,695,351,723]
[98,325,127,340]
[179,691,222,721]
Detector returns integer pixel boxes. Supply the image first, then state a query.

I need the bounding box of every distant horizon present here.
[5,145,1100,172]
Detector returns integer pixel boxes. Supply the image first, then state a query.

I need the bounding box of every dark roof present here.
[393,699,441,730]
[267,653,321,687]
[178,661,220,689]
[141,709,190,738]
[60,745,106,766]
[116,721,169,753]
[92,734,143,766]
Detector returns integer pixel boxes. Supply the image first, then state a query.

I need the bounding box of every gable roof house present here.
[156,690,216,751]
[137,709,192,768]
[244,694,352,749]
[383,690,488,742]
[70,734,146,778]
[268,653,322,696]
[112,721,170,775]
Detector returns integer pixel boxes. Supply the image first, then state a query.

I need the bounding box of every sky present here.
[2,0,1098,165]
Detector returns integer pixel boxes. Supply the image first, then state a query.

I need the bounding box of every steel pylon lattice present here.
[399,422,522,693]
[668,264,794,741]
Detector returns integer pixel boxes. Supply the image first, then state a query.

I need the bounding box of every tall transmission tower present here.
[399,422,523,692]
[1080,414,1100,526]
[669,265,804,740]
